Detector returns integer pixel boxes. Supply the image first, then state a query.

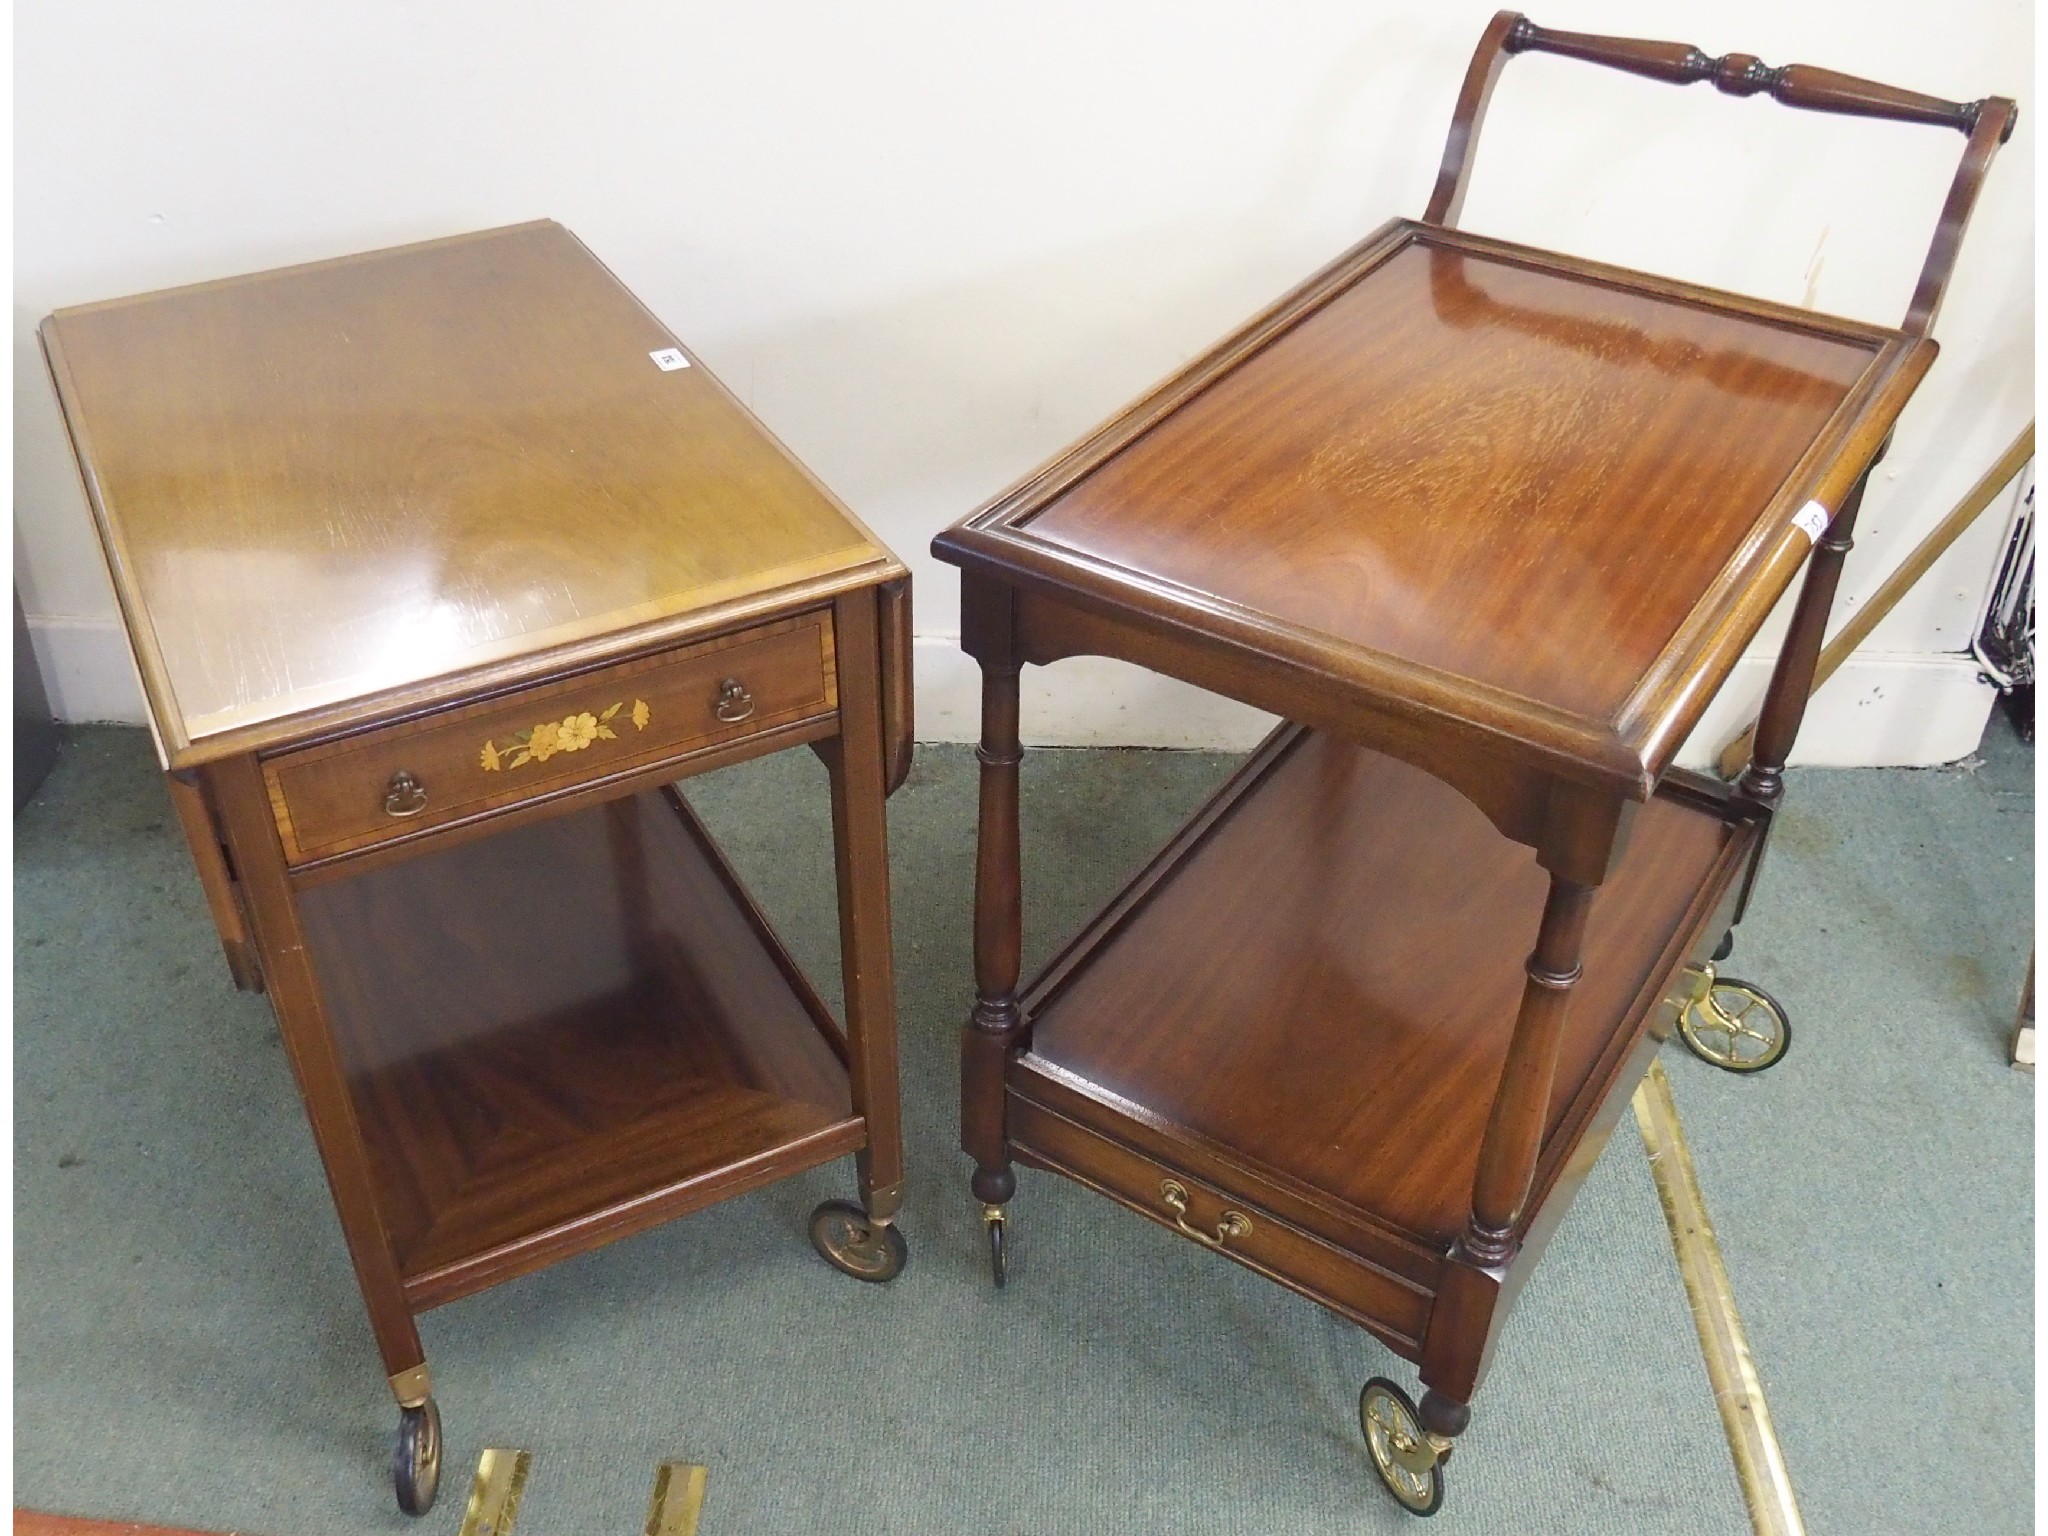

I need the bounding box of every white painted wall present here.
[16,1,2033,764]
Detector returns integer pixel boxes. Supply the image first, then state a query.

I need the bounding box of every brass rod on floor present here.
[456,1448,532,1536]
[644,1463,710,1536]
[1633,1059,1805,1536]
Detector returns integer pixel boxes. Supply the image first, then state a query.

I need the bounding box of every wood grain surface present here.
[936,221,1933,796]
[41,221,901,766]
[297,787,859,1306]
[1024,238,1874,721]
[1016,728,1735,1247]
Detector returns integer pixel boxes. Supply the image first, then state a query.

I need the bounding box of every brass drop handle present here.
[383,769,429,819]
[714,677,756,723]
[1160,1179,1252,1250]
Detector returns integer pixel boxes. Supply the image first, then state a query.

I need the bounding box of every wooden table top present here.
[41,221,900,767]
[936,220,1936,795]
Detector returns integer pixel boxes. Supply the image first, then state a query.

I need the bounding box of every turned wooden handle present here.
[1768,63,1988,131]
[1428,11,2017,336]
[1505,18,1999,135]
[1504,22,1707,89]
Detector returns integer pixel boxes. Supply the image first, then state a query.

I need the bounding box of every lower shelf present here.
[299,787,861,1308]
[1012,727,1754,1285]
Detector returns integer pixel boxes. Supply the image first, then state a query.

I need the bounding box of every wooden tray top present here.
[936,220,1936,795]
[41,221,901,766]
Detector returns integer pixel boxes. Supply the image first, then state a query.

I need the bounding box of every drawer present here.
[265,611,836,864]
[1010,1094,1433,1351]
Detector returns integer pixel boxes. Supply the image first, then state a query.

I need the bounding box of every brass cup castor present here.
[809,1199,908,1282]
[1360,1377,1448,1517]
[393,1396,442,1516]
[1677,963,1791,1073]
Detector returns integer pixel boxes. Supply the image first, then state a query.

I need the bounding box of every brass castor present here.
[393,1397,442,1516]
[1678,964,1791,1073]
[983,1204,1008,1288]
[808,1199,908,1282]
[1360,1378,1446,1516]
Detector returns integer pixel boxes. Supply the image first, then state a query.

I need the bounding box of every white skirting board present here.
[24,616,152,730]
[24,614,1998,771]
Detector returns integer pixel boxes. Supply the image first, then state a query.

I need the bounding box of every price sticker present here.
[1791,501,1830,544]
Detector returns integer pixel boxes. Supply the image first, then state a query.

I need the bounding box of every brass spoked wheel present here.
[808,1199,908,1282]
[1360,1377,1445,1517]
[393,1397,442,1516]
[1679,972,1791,1073]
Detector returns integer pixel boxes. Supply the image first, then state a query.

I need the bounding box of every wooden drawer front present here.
[266,611,835,863]
[1010,1095,1432,1350]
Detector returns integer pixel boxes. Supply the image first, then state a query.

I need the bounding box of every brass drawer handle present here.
[1160,1179,1252,1250]
[383,770,429,819]
[714,677,756,723]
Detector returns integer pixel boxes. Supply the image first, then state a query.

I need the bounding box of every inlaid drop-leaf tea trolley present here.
[42,222,915,1515]
[933,15,2013,1516]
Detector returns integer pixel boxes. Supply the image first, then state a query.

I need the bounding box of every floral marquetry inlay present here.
[479,699,650,771]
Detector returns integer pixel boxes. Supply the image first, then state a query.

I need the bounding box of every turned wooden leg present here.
[1743,477,1867,808]
[962,660,1023,1215]
[1463,874,1596,1264]
[1733,474,1866,920]
[1422,869,1599,1410]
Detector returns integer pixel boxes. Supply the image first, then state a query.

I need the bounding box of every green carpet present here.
[14,723,2032,1533]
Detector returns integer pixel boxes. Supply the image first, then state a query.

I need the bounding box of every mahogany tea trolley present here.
[42,222,914,1514]
[935,16,2013,1516]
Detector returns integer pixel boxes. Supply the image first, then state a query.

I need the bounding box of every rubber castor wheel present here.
[393,1397,442,1516]
[1679,975,1791,1073]
[1360,1378,1445,1516]
[809,1199,908,1282]
[983,1206,1008,1289]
